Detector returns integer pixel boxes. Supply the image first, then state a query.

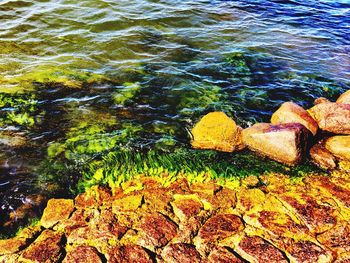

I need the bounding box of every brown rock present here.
[271,101,318,135]
[41,198,74,229]
[317,221,350,255]
[139,213,178,250]
[161,243,201,263]
[310,142,337,170]
[112,194,143,212]
[236,235,288,263]
[314,97,331,105]
[325,136,350,160]
[75,185,113,209]
[191,112,245,152]
[0,254,19,263]
[242,123,310,165]
[20,229,63,263]
[285,240,333,263]
[107,245,153,263]
[63,246,102,263]
[308,103,350,134]
[207,246,244,263]
[314,177,350,207]
[171,195,203,222]
[337,90,350,104]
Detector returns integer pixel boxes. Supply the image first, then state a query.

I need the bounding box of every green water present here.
[0,0,349,234]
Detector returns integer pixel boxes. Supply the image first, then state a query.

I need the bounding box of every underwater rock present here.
[41,198,74,229]
[337,90,350,104]
[325,136,350,161]
[242,123,310,165]
[191,112,245,152]
[308,103,350,134]
[310,141,337,170]
[271,102,318,135]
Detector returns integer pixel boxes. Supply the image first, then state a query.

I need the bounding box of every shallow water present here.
[0,0,349,234]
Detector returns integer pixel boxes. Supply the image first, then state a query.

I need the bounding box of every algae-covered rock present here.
[325,136,350,161]
[41,198,74,229]
[308,103,350,134]
[271,101,318,135]
[337,90,350,104]
[310,142,337,170]
[191,112,245,152]
[242,123,310,165]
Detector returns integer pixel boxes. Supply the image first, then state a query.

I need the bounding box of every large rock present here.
[63,246,102,263]
[271,102,318,135]
[337,90,350,104]
[161,243,201,263]
[310,142,337,170]
[41,198,74,229]
[242,123,310,165]
[308,103,350,134]
[191,112,245,152]
[325,136,350,160]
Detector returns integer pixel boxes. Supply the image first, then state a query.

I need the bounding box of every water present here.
[0,0,349,234]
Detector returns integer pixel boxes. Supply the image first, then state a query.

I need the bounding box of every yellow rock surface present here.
[191,112,245,152]
[325,136,350,161]
[337,90,350,104]
[41,198,74,229]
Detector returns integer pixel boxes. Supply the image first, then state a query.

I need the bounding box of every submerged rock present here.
[336,90,350,104]
[325,136,350,161]
[242,123,310,165]
[308,103,350,134]
[271,101,318,135]
[191,112,245,152]
[310,142,337,170]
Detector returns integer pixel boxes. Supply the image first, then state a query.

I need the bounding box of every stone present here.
[337,90,350,104]
[191,112,245,152]
[317,221,350,255]
[242,123,310,165]
[107,245,153,263]
[20,230,63,263]
[285,240,333,263]
[314,97,330,105]
[63,246,102,263]
[310,142,337,170]
[138,213,178,250]
[308,103,350,134]
[171,195,203,222]
[161,243,201,263]
[325,136,350,160]
[41,198,74,229]
[207,247,244,263]
[112,194,143,212]
[271,101,318,135]
[236,235,288,262]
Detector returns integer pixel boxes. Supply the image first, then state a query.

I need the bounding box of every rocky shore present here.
[1,165,350,263]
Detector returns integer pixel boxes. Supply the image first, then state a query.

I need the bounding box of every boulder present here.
[191,112,245,152]
[271,102,318,135]
[308,103,350,134]
[337,90,350,104]
[63,246,102,263]
[41,198,74,229]
[242,123,310,165]
[325,136,350,160]
[310,142,337,170]
[314,97,330,105]
[161,243,201,263]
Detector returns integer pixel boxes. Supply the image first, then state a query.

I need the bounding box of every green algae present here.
[113,82,142,105]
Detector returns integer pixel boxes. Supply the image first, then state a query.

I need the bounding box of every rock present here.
[207,247,244,263]
[107,245,153,263]
[285,240,333,263]
[271,101,318,135]
[112,194,143,212]
[314,97,330,105]
[138,213,178,251]
[20,230,63,263]
[337,90,350,104]
[310,142,337,170]
[242,123,310,165]
[236,235,288,262]
[161,243,201,263]
[191,112,245,152]
[325,136,350,160]
[317,221,350,255]
[171,195,203,222]
[63,246,102,263]
[41,198,74,228]
[308,103,350,134]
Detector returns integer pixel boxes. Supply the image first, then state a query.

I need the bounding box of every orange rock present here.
[207,247,244,263]
[271,102,318,135]
[314,97,331,105]
[63,246,102,263]
[171,195,203,222]
[161,243,201,263]
[337,90,350,104]
[308,103,350,134]
[310,142,337,170]
[41,198,74,228]
[242,123,310,165]
[191,112,245,152]
[107,245,153,263]
[325,136,350,160]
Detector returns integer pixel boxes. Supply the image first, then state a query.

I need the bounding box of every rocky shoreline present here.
[1,166,350,262]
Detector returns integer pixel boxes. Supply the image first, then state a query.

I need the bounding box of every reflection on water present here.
[0,0,349,234]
